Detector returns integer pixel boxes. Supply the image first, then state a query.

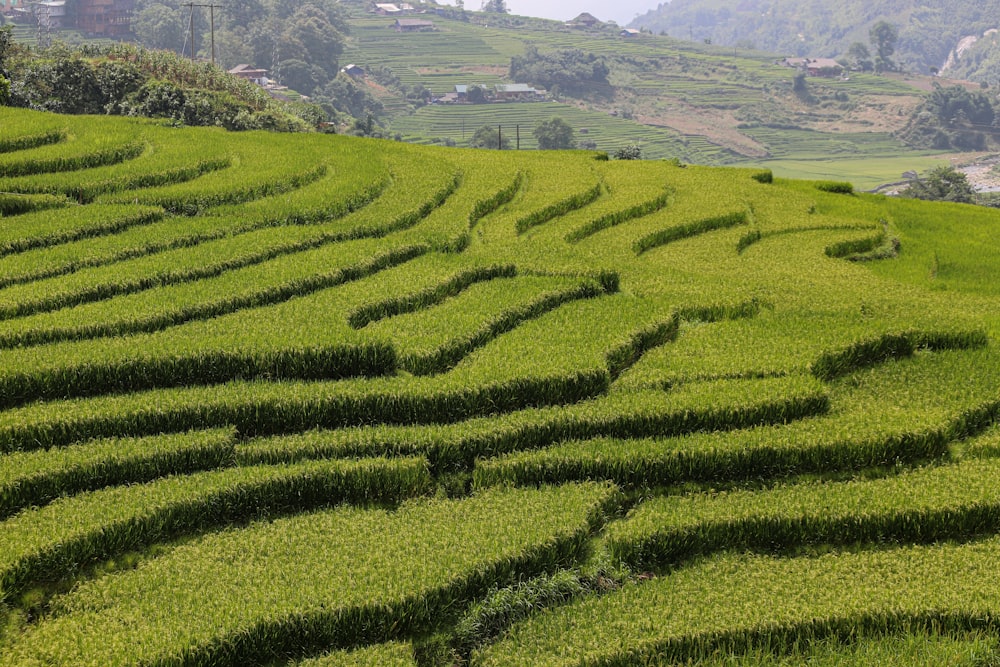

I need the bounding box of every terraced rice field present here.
[1,106,1000,665]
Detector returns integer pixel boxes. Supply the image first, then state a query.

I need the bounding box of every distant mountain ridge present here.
[630,0,1000,82]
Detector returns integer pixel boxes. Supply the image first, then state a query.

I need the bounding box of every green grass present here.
[2,483,615,666]
[473,537,1000,666]
[758,155,950,191]
[0,106,999,665]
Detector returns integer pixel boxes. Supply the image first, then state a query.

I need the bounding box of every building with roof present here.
[228,64,269,86]
[33,0,65,28]
[394,18,434,32]
[341,64,366,78]
[0,0,27,17]
[494,83,546,101]
[74,0,133,36]
[782,57,844,77]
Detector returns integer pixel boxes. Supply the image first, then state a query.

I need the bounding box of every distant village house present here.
[5,0,132,37]
[782,57,844,77]
[493,83,546,101]
[374,3,416,15]
[341,64,366,78]
[228,64,269,87]
[394,18,435,32]
[0,0,25,17]
[620,28,641,37]
[434,83,546,104]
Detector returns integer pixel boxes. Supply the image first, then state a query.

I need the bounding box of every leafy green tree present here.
[94,60,145,113]
[0,25,13,73]
[0,75,9,106]
[613,143,642,160]
[315,74,384,119]
[466,84,487,104]
[482,0,507,13]
[869,21,898,73]
[470,124,510,149]
[133,3,185,51]
[927,84,995,126]
[846,42,873,71]
[220,0,266,30]
[902,166,975,203]
[11,48,105,114]
[276,58,326,96]
[534,117,576,149]
[509,46,609,98]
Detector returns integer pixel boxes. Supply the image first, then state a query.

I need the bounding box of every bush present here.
[613,144,642,160]
[815,181,854,194]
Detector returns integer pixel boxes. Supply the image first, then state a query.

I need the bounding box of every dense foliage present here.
[131,0,348,96]
[1,42,322,131]
[901,165,976,203]
[631,0,1000,83]
[509,46,610,98]
[533,117,576,150]
[898,83,999,151]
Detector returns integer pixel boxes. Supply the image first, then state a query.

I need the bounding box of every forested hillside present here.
[632,0,1000,82]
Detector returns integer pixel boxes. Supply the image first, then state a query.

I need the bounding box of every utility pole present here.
[516,124,520,150]
[181,3,221,65]
[498,125,502,150]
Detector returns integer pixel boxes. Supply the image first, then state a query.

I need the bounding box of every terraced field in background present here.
[1,107,1000,666]
[339,5,946,181]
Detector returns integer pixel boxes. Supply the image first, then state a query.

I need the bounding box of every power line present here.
[181,3,221,66]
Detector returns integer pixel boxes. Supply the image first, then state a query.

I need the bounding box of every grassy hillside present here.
[0,107,999,665]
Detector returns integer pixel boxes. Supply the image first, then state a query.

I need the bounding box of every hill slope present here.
[631,0,1000,82]
[0,107,999,664]
[334,2,960,187]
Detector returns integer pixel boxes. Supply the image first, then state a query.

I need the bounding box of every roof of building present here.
[375,3,400,11]
[805,58,843,69]
[495,84,541,93]
[784,57,842,69]
[229,64,268,76]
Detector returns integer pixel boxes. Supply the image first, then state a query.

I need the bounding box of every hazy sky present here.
[439,1,657,26]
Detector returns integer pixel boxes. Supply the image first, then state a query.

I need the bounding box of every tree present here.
[277,58,326,96]
[509,46,610,98]
[846,41,873,72]
[466,84,487,104]
[482,0,507,13]
[132,3,186,52]
[614,143,642,160]
[902,165,975,204]
[0,25,13,73]
[315,74,384,119]
[469,124,510,149]
[534,117,576,149]
[220,0,266,31]
[869,21,898,73]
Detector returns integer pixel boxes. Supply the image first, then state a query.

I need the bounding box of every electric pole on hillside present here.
[182,3,221,65]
